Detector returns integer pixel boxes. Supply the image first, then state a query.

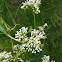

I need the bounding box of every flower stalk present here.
[34,14,36,28]
[7,34,20,43]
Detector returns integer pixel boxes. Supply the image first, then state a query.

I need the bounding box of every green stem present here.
[10,24,20,31]
[11,40,16,62]
[34,14,36,28]
[9,33,16,62]
[7,34,21,43]
[11,39,14,53]
[0,17,11,29]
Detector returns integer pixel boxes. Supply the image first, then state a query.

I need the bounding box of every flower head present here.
[0,51,13,62]
[15,24,47,54]
[42,55,50,62]
[21,0,41,14]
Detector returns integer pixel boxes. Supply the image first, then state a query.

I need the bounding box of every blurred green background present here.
[0,0,62,62]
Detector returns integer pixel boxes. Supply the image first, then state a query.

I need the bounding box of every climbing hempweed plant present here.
[0,0,55,62]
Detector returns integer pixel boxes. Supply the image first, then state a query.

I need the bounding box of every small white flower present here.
[34,51,36,54]
[18,58,24,62]
[51,60,55,62]
[42,55,50,62]
[38,26,44,31]
[43,23,48,27]
[26,60,30,62]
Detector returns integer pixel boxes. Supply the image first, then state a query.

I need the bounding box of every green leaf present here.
[0,18,7,35]
[29,26,33,33]
[30,51,44,61]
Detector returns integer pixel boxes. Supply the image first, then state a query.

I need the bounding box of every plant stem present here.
[8,35,16,41]
[10,24,20,31]
[9,33,14,53]
[0,17,11,29]
[11,39,14,53]
[11,39,16,62]
[7,34,21,43]
[34,14,36,28]
[9,33,15,62]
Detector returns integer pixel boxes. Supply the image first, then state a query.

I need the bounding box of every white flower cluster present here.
[31,29,46,40]
[15,27,28,42]
[42,55,55,62]
[21,0,41,14]
[15,25,47,54]
[0,51,30,62]
[15,24,47,42]
[0,51,12,62]
[14,40,42,54]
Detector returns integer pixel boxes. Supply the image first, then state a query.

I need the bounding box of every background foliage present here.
[0,0,62,62]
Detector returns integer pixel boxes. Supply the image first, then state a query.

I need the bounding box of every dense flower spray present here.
[0,0,56,61]
[14,23,47,54]
[0,51,12,62]
[21,0,41,14]
[0,23,55,62]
